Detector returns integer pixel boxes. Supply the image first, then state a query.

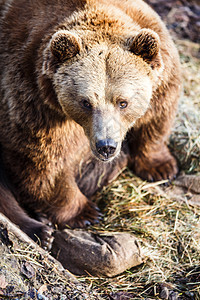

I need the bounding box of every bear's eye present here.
[118,100,128,109]
[81,99,92,110]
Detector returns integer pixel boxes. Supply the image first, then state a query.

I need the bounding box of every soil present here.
[146,0,200,46]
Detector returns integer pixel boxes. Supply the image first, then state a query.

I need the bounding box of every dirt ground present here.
[146,0,200,47]
[0,0,200,299]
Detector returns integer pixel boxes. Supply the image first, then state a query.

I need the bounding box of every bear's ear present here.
[129,29,162,70]
[50,30,81,61]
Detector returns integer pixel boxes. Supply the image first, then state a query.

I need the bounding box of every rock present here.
[164,173,200,207]
[175,174,200,194]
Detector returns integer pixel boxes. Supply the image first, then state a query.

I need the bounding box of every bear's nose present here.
[96,139,117,159]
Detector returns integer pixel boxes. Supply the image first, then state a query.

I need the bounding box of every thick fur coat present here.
[0,0,181,246]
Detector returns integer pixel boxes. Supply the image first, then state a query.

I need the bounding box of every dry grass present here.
[86,171,200,299]
[80,42,200,299]
[170,41,200,174]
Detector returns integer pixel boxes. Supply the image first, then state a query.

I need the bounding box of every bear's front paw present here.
[67,201,102,228]
[133,153,178,182]
[37,223,54,251]
[36,214,55,250]
[23,219,54,251]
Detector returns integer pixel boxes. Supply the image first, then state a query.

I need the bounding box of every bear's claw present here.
[66,201,102,228]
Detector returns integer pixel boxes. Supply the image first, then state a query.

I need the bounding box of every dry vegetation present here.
[171,41,200,174]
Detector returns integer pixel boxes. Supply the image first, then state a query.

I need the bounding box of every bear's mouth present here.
[91,149,116,162]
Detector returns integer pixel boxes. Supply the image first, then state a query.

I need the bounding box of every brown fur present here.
[0,0,181,244]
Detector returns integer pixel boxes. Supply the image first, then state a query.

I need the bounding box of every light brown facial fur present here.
[44,29,159,161]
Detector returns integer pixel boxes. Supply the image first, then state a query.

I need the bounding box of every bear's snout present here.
[96,139,117,160]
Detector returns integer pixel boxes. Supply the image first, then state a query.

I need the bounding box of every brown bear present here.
[0,0,181,248]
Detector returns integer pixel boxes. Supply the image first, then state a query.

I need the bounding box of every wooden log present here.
[51,229,143,277]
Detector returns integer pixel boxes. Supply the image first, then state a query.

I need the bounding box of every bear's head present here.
[42,27,163,162]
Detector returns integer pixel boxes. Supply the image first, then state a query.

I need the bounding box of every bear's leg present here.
[47,182,101,229]
[0,183,53,250]
[128,86,179,182]
[58,153,130,227]
[66,200,101,228]
[129,140,178,182]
